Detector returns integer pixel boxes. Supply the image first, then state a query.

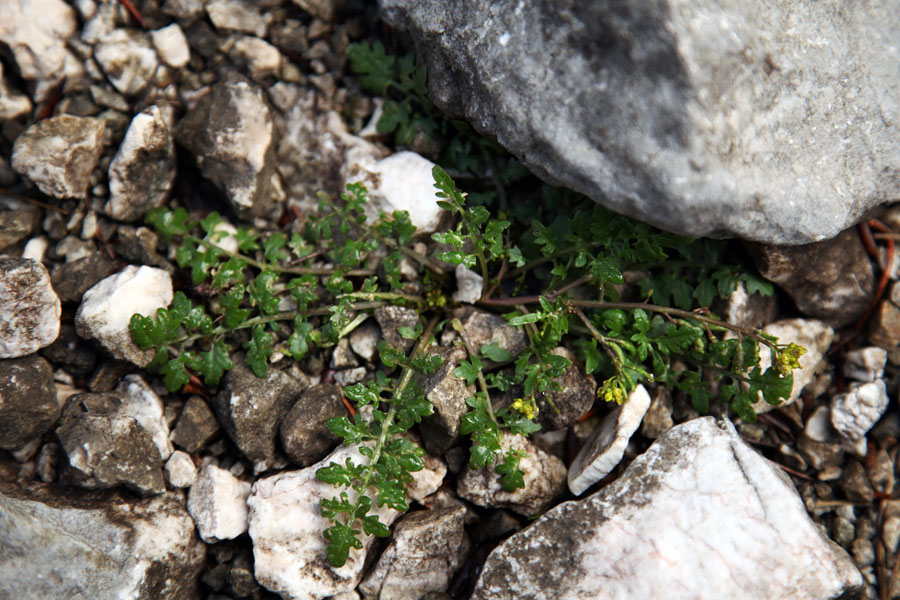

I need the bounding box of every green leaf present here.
[243,325,274,378]
[480,343,512,363]
[323,522,362,568]
[249,271,280,315]
[160,353,191,392]
[145,207,191,240]
[507,312,541,326]
[453,356,483,386]
[189,338,233,386]
[361,515,391,538]
[220,285,251,329]
[347,40,395,96]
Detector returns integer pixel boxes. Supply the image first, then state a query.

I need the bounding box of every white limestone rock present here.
[457,431,566,517]
[105,105,177,222]
[187,464,251,543]
[804,405,833,443]
[0,0,77,102]
[0,63,32,120]
[349,319,380,362]
[116,375,173,461]
[94,30,160,97]
[205,0,267,37]
[568,384,651,496]
[753,319,834,414]
[166,450,197,488]
[831,380,889,441]
[452,264,483,304]
[231,36,283,80]
[0,257,60,358]
[0,484,206,598]
[471,417,863,600]
[150,23,190,68]
[11,115,106,199]
[75,265,173,367]
[843,347,888,383]
[248,443,443,600]
[349,151,445,233]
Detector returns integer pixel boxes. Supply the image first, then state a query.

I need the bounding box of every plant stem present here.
[190,235,375,277]
[450,319,496,424]
[343,314,440,534]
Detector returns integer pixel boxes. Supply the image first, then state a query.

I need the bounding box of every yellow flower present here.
[775,343,806,375]
[511,397,538,420]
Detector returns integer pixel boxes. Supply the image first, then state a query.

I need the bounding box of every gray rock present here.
[0,0,77,102]
[75,265,173,367]
[0,355,58,450]
[843,347,888,383]
[568,384,651,496]
[35,442,59,483]
[151,23,191,68]
[230,36,283,80]
[830,380,889,441]
[748,228,874,327]
[11,115,106,199]
[56,392,166,495]
[719,281,778,330]
[279,383,344,467]
[105,105,177,222]
[359,507,467,600]
[868,300,900,364]
[374,305,420,352]
[641,386,674,439]
[212,359,305,470]
[171,395,220,452]
[293,0,345,21]
[418,345,475,454]
[0,480,205,599]
[0,209,38,252]
[0,257,60,358]
[115,226,167,268]
[537,347,596,431]
[450,306,527,366]
[115,374,173,462]
[93,30,159,97]
[470,417,863,600]
[330,337,359,369]
[175,78,282,218]
[839,460,875,504]
[457,431,566,517]
[50,253,120,303]
[381,0,900,245]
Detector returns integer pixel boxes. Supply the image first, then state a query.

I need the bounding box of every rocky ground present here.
[0,1,899,600]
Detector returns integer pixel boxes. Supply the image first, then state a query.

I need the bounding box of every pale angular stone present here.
[165,450,197,488]
[359,507,467,600]
[105,105,176,222]
[568,384,651,496]
[831,380,889,441]
[0,63,32,120]
[349,151,445,233]
[248,444,443,600]
[804,405,833,443]
[0,483,205,599]
[0,257,60,358]
[231,36,283,80]
[116,375,173,461]
[381,0,900,245]
[187,464,251,543]
[843,347,888,383]
[453,264,483,304]
[150,23,190,68]
[75,266,173,367]
[457,431,566,517]
[175,78,281,217]
[206,0,267,36]
[753,319,834,414]
[471,417,863,600]
[93,30,160,96]
[0,0,77,101]
[11,115,106,199]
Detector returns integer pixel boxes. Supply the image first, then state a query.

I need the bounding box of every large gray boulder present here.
[0,478,205,599]
[470,417,863,600]
[380,0,900,244]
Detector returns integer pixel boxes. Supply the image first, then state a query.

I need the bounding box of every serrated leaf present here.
[160,353,191,392]
[322,522,362,568]
[189,339,233,386]
[243,324,274,378]
[249,271,280,315]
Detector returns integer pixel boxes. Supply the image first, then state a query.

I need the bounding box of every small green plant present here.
[132,166,804,566]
